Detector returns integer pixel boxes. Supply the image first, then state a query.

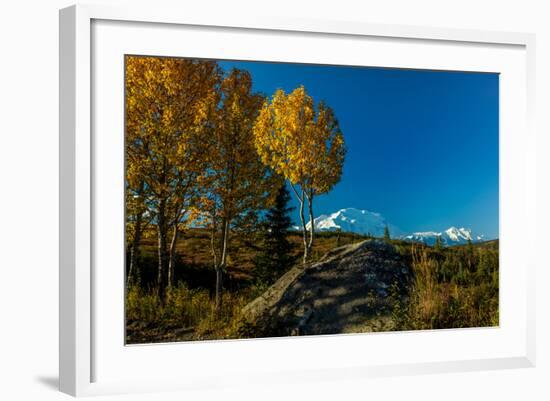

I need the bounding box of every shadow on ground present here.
[35,376,58,391]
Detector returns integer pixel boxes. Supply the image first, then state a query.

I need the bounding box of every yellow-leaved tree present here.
[254,86,346,263]
[125,166,148,287]
[203,69,277,313]
[125,55,220,303]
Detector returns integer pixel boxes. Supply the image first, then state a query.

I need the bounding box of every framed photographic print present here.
[59,4,536,396]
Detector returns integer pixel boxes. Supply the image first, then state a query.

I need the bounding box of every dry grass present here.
[126,283,254,343]
[127,232,498,342]
[397,246,499,330]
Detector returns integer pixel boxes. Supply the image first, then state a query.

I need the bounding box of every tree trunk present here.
[127,210,142,287]
[210,210,221,314]
[167,224,178,289]
[215,218,230,315]
[210,215,218,270]
[290,184,309,265]
[215,266,223,315]
[220,218,230,268]
[307,191,315,259]
[214,262,223,315]
[157,199,169,305]
[127,180,145,287]
[298,190,309,264]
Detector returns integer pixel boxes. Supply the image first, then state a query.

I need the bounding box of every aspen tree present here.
[254,86,345,263]
[125,56,220,303]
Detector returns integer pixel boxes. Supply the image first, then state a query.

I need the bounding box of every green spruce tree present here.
[434,235,443,251]
[466,238,475,273]
[383,225,391,242]
[255,183,295,285]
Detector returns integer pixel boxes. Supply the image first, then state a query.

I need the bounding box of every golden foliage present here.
[253,85,345,262]
[202,69,279,279]
[204,68,276,223]
[253,86,345,195]
[125,55,223,241]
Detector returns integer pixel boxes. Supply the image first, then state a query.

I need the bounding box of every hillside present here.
[238,240,411,337]
[132,227,370,286]
[127,229,498,343]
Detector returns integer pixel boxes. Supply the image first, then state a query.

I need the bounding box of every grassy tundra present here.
[126,230,498,343]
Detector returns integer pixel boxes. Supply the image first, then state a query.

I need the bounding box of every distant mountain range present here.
[401,227,486,246]
[305,208,403,238]
[299,207,489,246]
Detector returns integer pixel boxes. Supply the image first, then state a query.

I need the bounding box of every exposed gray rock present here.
[239,239,411,337]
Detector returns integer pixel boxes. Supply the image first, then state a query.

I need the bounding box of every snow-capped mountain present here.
[304,208,404,238]
[402,227,486,246]
[302,208,488,246]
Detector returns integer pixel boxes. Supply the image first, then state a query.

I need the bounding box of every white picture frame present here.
[59,4,536,397]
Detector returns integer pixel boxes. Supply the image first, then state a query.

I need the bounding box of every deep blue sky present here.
[219,60,499,238]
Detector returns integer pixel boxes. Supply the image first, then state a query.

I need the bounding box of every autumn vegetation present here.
[125,56,346,339]
[124,55,498,343]
[390,239,499,331]
[254,87,345,263]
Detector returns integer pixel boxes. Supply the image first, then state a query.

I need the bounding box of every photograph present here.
[124,55,499,344]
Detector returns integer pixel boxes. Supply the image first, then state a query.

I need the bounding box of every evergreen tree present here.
[465,238,475,272]
[383,225,391,242]
[477,248,491,282]
[434,235,443,251]
[255,184,295,284]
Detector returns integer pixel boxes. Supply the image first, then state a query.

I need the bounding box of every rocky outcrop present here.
[239,239,411,337]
